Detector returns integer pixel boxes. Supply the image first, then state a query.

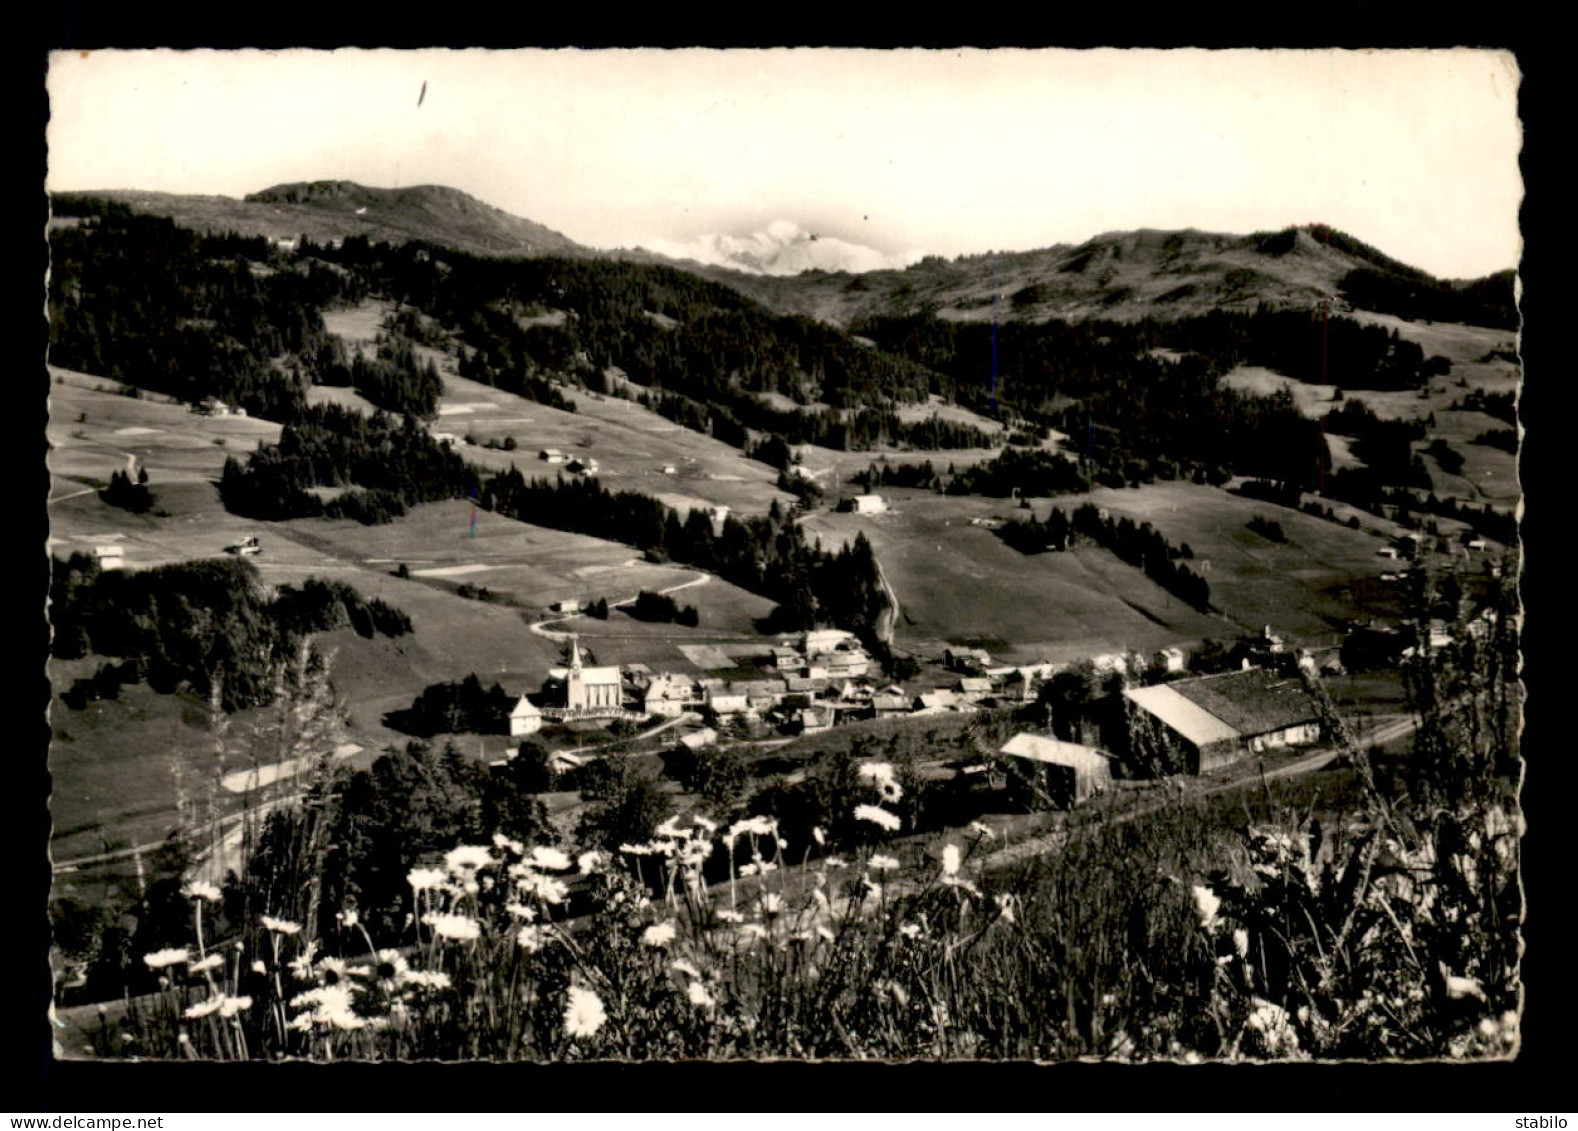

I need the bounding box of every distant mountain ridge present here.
[52,181,1517,330]
[57,180,589,259]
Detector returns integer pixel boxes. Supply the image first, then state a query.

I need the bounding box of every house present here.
[431,432,460,445]
[852,494,888,515]
[999,733,1113,808]
[944,647,993,674]
[1156,647,1187,673]
[539,448,569,464]
[815,650,871,679]
[564,637,624,711]
[737,679,788,714]
[798,706,834,734]
[508,696,544,737]
[643,674,699,719]
[769,646,802,670]
[94,544,125,570]
[871,693,912,718]
[706,687,750,716]
[956,676,994,701]
[550,599,582,614]
[1122,667,1324,775]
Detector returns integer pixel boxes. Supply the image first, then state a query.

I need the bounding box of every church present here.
[563,636,625,711]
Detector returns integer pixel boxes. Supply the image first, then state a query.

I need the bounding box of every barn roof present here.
[1000,733,1111,771]
[1123,684,1241,748]
[1168,668,1319,737]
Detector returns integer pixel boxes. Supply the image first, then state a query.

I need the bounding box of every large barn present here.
[1123,667,1324,774]
[999,733,1113,808]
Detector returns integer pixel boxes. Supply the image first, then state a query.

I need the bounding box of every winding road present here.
[527,561,713,641]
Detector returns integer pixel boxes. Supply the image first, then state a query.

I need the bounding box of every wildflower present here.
[823,855,848,869]
[642,922,677,947]
[994,893,1017,924]
[563,986,607,1038]
[531,846,573,871]
[714,909,745,924]
[968,820,995,840]
[687,981,716,1008]
[258,913,302,937]
[406,867,446,891]
[577,850,605,873]
[739,861,779,877]
[516,925,546,952]
[184,996,223,1019]
[315,956,366,987]
[399,970,451,991]
[336,907,359,929]
[182,880,223,903]
[812,826,826,846]
[516,871,569,905]
[672,960,701,979]
[373,950,409,984]
[854,804,901,832]
[292,985,364,1030]
[492,832,526,854]
[941,844,962,877]
[692,815,718,834]
[142,947,190,970]
[218,995,252,1019]
[899,922,922,939]
[868,854,901,872]
[737,923,770,942]
[422,912,482,941]
[1191,884,1221,931]
[760,893,785,916]
[1233,929,1250,960]
[505,901,537,921]
[656,815,688,839]
[1245,997,1301,1055]
[444,844,494,873]
[250,959,267,975]
[619,842,655,856]
[189,953,224,975]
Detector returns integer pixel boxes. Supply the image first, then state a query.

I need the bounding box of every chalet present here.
[508,696,544,737]
[770,646,803,670]
[539,448,569,464]
[706,687,750,716]
[1122,667,1324,774]
[944,647,993,674]
[999,733,1113,808]
[852,494,888,515]
[737,679,788,714]
[643,674,699,719]
[956,676,994,701]
[814,650,872,679]
[550,599,582,614]
[914,689,966,715]
[871,693,912,718]
[1156,647,1187,673]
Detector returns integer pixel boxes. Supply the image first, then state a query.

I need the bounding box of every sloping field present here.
[802,480,1407,662]
[1069,481,1407,642]
[801,490,1221,665]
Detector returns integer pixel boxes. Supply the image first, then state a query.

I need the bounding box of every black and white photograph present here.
[41,46,1525,1068]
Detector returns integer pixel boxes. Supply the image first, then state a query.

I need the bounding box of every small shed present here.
[999,733,1113,808]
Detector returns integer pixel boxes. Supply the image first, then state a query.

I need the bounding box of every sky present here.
[45,48,1524,279]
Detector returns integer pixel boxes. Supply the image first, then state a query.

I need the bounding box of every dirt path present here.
[528,563,713,641]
